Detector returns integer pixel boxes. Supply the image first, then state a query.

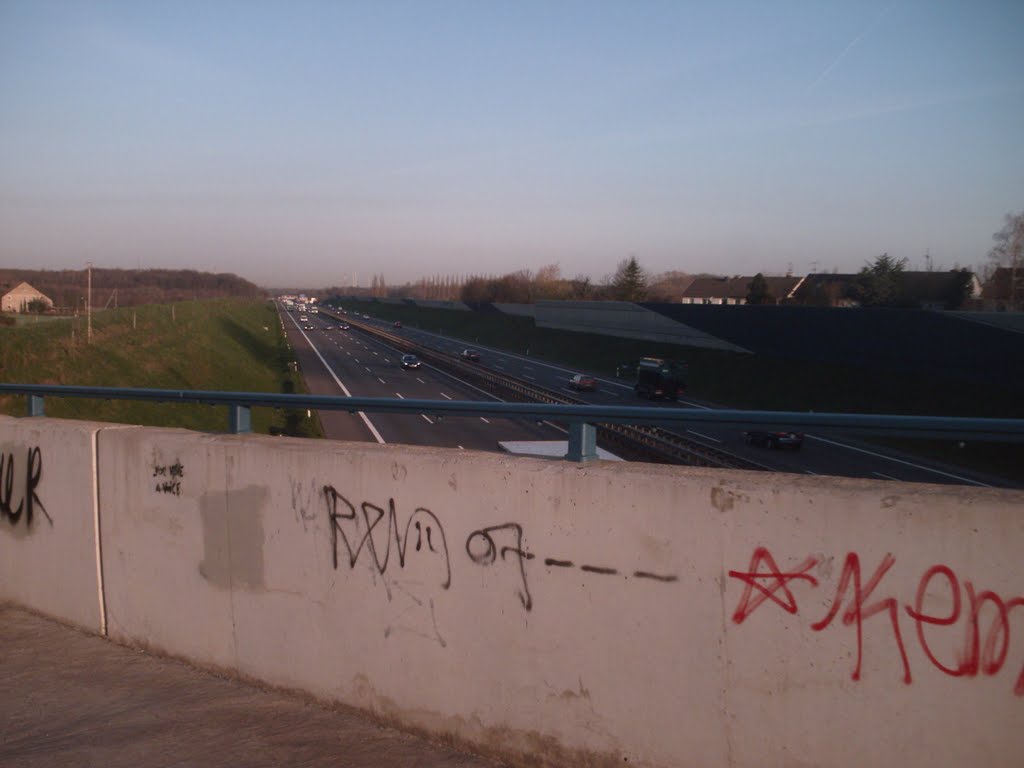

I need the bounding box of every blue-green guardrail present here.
[2,383,1023,464]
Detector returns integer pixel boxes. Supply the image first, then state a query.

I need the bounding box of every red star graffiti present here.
[728,547,819,623]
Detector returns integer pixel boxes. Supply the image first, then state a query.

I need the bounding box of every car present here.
[339,324,350,330]
[569,374,597,391]
[400,354,421,369]
[299,316,308,322]
[460,349,480,362]
[393,321,403,328]
[362,314,370,319]
[744,430,804,450]
[304,324,315,330]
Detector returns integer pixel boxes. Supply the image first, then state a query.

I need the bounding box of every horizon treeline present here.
[1,268,264,311]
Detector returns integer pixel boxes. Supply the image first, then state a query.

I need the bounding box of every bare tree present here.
[987,210,1024,309]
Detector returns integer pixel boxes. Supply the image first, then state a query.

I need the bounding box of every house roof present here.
[2,281,52,302]
[681,275,802,300]
[982,267,1024,300]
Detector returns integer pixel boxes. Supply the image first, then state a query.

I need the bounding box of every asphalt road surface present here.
[282,310,563,454]
[284,305,1015,489]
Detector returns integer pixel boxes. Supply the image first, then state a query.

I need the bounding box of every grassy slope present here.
[342,301,1022,481]
[0,299,320,437]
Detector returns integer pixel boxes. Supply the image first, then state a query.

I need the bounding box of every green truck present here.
[632,357,687,400]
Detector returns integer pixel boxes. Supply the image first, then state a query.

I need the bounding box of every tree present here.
[944,268,975,310]
[611,256,648,302]
[569,274,592,299]
[987,210,1024,309]
[745,273,774,305]
[849,253,907,307]
[26,298,50,314]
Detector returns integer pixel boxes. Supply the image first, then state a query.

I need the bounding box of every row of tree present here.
[0,268,264,313]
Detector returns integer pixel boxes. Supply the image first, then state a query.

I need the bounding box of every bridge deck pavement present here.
[0,606,504,768]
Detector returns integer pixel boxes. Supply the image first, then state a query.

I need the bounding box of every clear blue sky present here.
[2,0,1022,287]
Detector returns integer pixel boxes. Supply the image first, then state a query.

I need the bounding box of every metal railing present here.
[3,383,1023,464]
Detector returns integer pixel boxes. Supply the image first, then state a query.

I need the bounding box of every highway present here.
[282,304,1016,488]
[281,308,563,453]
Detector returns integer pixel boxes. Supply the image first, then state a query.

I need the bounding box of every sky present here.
[1,1,1022,288]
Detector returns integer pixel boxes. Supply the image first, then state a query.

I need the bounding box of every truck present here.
[633,357,687,400]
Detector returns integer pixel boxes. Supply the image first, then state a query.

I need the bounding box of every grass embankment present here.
[342,301,1022,482]
[0,299,321,437]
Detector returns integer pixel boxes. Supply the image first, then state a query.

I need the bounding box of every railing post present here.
[27,395,45,417]
[229,404,252,434]
[565,420,598,462]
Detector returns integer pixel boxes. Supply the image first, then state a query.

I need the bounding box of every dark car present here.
[400,354,421,369]
[744,430,804,450]
[460,349,480,362]
[339,323,350,330]
[569,374,597,391]
[393,321,403,328]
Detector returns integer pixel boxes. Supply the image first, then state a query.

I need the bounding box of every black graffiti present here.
[466,523,535,611]
[633,570,679,583]
[1,446,50,528]
[545,558,574,568]
[153,459,184,495]
[580,564,619,575]
[324,485,451,590]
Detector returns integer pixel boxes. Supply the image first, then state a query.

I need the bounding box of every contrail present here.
[808,30,867,91]
[808,4,894,92]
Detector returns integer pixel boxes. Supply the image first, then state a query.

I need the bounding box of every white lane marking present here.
[523,374,535,380]
[480,417,491,424]
[440,392,452,400]
[354,358,360,363]
[604,391,620,397]
[383,358,390,363]
[873,471,899,480]
[377,377,386,385]
[687,430,722,443]
[805,470,821,476]
[365,366,371,373]
[372,351,379,355]
[807,434,991,487]
[282,311,385,444]
[395,392,404,399]
[458,445,464,450]
[422,414,434,424]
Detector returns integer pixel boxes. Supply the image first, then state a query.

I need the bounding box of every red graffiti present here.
[905,565,1024,695]
[810,553,911,684]
[728,547,819,623]
[729,548,1024,696]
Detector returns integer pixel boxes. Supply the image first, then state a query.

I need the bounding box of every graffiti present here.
[467,523,535,610]
[1,446,50,528]
[290,477,318,531]
[153,459,185,496]
[729,546,819,623]
[729,547,1024,696]
[466,524,680,612]
[324,485,451,590]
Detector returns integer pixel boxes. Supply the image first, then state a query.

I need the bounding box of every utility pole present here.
[87,261,92,344]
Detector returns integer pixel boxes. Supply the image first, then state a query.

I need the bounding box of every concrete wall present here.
[534,300,749,351]
[0,416,116,631]
[3,416,1023,768]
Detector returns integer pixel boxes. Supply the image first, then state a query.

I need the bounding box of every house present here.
[789,273,860,307]
[899,271,982,310]
[981,267,1024,310]
[1,282,54,313]
[679,275,804,305]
